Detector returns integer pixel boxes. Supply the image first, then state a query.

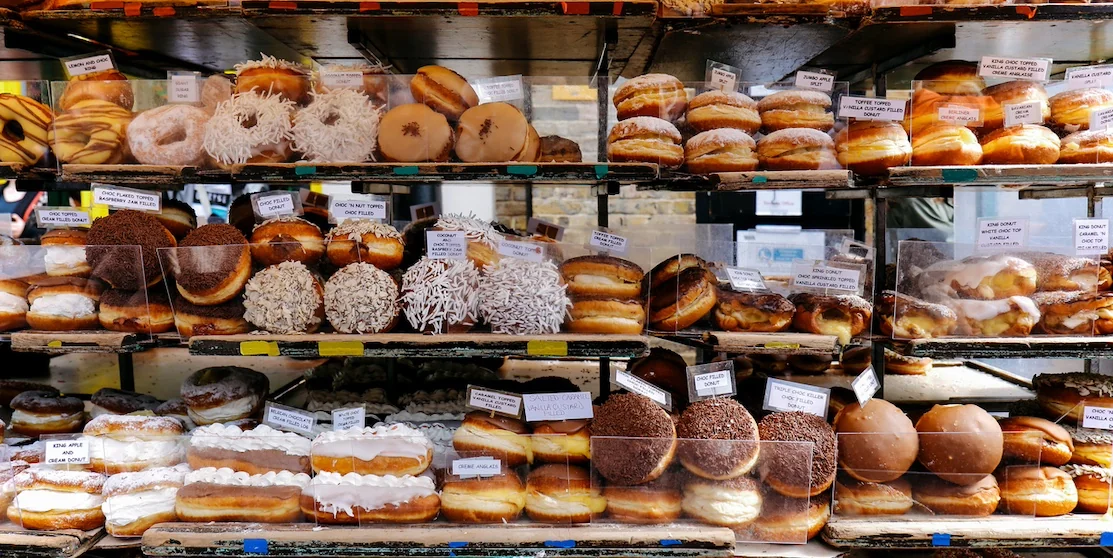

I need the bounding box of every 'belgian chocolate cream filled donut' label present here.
[687,361,736,402]
[36,207,91,228]
[1083,406,1113,430]
[522,392,594,422]
[331,407,365,431]
[795,70,835,93]
[452,457,502,478]
[763,378,829,417]
[93,186,162,213]
[851,368,880,406]
[1074,218,1110,256]
[977,218,1029,252]
[978,56,1051,81]
[264,402,316,436]
[837,96,906,122]
[1066,64,1113,89]
[44,438,90,465]
[466,385,523,418]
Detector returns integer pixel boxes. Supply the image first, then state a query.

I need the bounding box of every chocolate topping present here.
[677,399,759,477]
[100,288,169,309]
[173,295,247,319]
[592,393,676,486]
[716,290,795,314]
[175,224,249,293]
[534,419,589,435]
[758,411,837,492]
[87,210,175,290]
[91,387,160,414]
[10,390,83,414]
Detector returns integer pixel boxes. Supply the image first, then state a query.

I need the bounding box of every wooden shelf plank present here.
[641,170,854,192]
[904,336,1113,359]
[886,164,1113,187]
[869,3,1113,23]
[824,514,1111,549]
[0,522,103,558]
[703,331,840,356]
[10,330,146,354]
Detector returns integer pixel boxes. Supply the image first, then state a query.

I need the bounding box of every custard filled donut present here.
[566,296,646,335]
[455,102,538,162]
[524,465,606,523]
[1050,87,1113,133]
[1060,129,1113,164]
[834,476,913,516]
[646,253,710,290]
[757,128,839,170]
[410,65,478,120]
[613,74,687,122]
[982,80,1050,131]
[676,398,760,480]
[607,116,684,168]
[878,291,958,339]
[1032,291,1113,335]
[980,125,1061,165]
[292,89,380,163]
[912,474,999,516]
[174,224,251,306]
[440,469,524,524]
[234,55,311,105]
[127,104,209,166]
[324,220,404,270]
[1034,372,1113,424]
[311,424,433,476]
[835,120,912,176]
[757,90,834,133]
[0,93,52,165]
[1061,464,1113,513]
[648,267,717,331]
[686,90,760,134]
[750,490,829,542]
[914,61,986,96]
[935,254,1038,299]
[0,279,27,332]
[176,467,309,523]
[26,277,102,331]
[911,123,982,166]
[58,69,134,111]
[400,257,480,334]
[173,295,252,337]
[1020,251,1108,292]
[302,472,440,524]
[101,466,186,537]
[680,475,762,528]
[951,296,1040,337]
[377,104,454,162]
[8,469,106,531]
[42,229,90,278]
[86,209,177,290]
[592,393,676,486]
[602,470,681,524]
[531,420,591,464]
[49,99,132,164]
[560,255,644,300]
[189,423,309,475]
[884,348,932,376]
[89,387,160,418]
[685,128,759,173]
[996,465,1078,516]
[250,216,324,267]
[999,416,1073,466]
[203,91,294,167]
[789,292,872,345]
[711,290,794,332]
[158,199,198,242]
[82,415,184,474]
[916,404,1003,485]
[834,399,919,483]
[99,288,174,334]
[1066,425,1113,467]
[181,366,269,426]
[452,412,532,467]
[906,88,993,135]
[758,411,837,498]
[10,390,84,437]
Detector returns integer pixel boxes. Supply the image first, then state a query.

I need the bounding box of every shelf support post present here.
[118,353,134,392]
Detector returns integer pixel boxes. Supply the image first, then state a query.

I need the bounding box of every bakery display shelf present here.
[188,333,650,359]
[885,164,1113,188]
[9,330,150,354]
[94,534,140,550]
[883,359,1035,406]
[733,541,846,558]
[0,522,104,558]
[230,162,659,185]
[241,0,656,16]
[642,170,855,192]
[59,164,232,187]
[868,3,1113,23]
[141,522,736,558]
[900,336,1113,359]
[708,2,864,23]
[655,330,841,356]
[823,514,1113,549]
[23,2,234,19]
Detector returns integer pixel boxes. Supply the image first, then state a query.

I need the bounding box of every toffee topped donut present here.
[758,411,837,498]
[10,390,85,437]
[86,209,176,290]
[916,404,1003,485]
[676,398,759,480]
[559,255,644,300]
[834,399,919,482]
[455,102,539,162]
[89,388,160,418]
[377,103,454,163]
[324,220,404,270]
[174,224,251,306]
[999,416,1073,466]
[410,66,479,121]
[181,366,269,426]
[592,393,676,486]
[648,267,717,331]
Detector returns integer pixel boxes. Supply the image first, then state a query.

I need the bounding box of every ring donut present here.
[202,91,294,168]
[49,99,132,165]
[0,94,52,165]
[181,366,269,426]
[127,104,210,166]
[58,70,134,111]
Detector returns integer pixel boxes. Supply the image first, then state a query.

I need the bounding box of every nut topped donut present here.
[676,398,760,480]
[244,261,325,334]
[89,388,160,418]
[1034,372,1113,424]
[324,263,399,334]
[592,393,677,486]
[181,366,269,426]
[10,390,85,437]
[324,220,404,270]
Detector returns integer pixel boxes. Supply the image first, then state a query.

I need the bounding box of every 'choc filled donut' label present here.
[93,186,161,212]
[687,360,736,401]
[254,192,298,218]
[522,392,593,422]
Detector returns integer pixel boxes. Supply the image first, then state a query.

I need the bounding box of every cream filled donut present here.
[202,91,294,167]
[311,423,433,476]
[301,472,439,524]
[176,467,309,523]
[8,469,105,531]
[292,89,381,163]
[400,257,481,334]
[127,104,210,166]
[82,415,185,475]
[477,258,570,335]
[10,390,85,437]
[323,263,399,334]
[42,229,90,278]
[89,387,160,418]
[101,466,187,537]
[181,366,268,426]
[0,279,28,332]
[26,277,102,331]
[189,423,311,475]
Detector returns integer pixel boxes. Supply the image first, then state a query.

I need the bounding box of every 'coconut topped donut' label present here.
[93,186,161,213]
[321,71,363,89]
[687,361,736,402]
[497,238,544,263]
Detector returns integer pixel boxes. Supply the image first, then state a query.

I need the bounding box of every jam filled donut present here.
[127,104,210,166]
[99,288,174,334]
[250,216,324,267]
[292,89,381,163]
[8,469,106,531]
[592,393,677,486]
[181,366,269,426]
[58,69,134,111]
[234,55,311,105]
[324,221,404,270]
[0,93,52,165]
[10,390,85,437]
[87,209,177,290]
[203,91,294,167]
[400,257,481,334]
[173,224,251,306]
[50,99,133,164]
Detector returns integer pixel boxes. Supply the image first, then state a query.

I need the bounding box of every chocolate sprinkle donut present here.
[175,224,248,293]
[676,398,759,478]
[591,393,676,486]
[758,411,837,495]
[87,210,175,290]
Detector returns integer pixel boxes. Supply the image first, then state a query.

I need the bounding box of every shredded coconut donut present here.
[324,263,399,334]
[401,257,481,333]
[203,91,295,165]
[477,258,570,334]
[243,261,322,334]
[434,213,499,248]
[235,54,309,76]
[292,89,382,163]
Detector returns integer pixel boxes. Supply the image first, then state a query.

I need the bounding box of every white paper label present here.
[1083,406,1113,430]
[851,368,880,407]
[1074,218,1110,256]
[330,198,387,221]
[64,54,113,77]
[321,71,363,88]
[37,209,90,227]
[93,186,161,212]
[452,458,502,478]
[469,389,522,416]
[795,71,834,92]
[725,267,766,291]
[264,403,316,435]
[1004,101,1044,128]
[522,392,594,422]
[427,231,467,260]
[474,76,524,104]
[169,74,200,103]
[755,190,803,216]
[938,105,981,124]
[979,56,1051,81]
[256,193,296,218]
[792,263,861,292]
[709,67,737,92]
[614,370,670,408]
[1091,107,1113,131]
[763,378,830,417]
[838,96,906,121]
[331,407,365,431]
[44,439,89,465]
[1066,65,1113,89]
[498,238,544,262]
[693,370,732,396]
[589,230,628,253]
[977,218,1029,251]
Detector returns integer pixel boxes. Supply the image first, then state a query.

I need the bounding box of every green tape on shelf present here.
[594,164,609,179]
[294,165,317,176]
[507,165,538,177]
[394,166,420,176]
[940,168,978,183]
[751,176,768,183]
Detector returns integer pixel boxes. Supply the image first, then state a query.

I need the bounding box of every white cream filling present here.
[29,294,95,318]
[12,409,82,425]
[0,291,27,314]
[102,487,177,526]
[308,473,435,517]
[44,246,87,269]
[13,489,103,512]
[186,396,259,425]
[86,437,184,464]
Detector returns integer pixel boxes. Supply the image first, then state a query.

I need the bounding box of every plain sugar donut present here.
[128,105,210,166]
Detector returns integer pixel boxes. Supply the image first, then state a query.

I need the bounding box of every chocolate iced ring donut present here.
[89,387,160,418]
[181,366,269,426]
[10,390,85,437]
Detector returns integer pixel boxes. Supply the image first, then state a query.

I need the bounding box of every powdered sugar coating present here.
[323,263,399,334]
[83,414,184,436]
[614,74,684,102]
[689,90,757,110]
[102,464,189,497]
[757,89,832,111]
[244,261,322,334]
[292,89,381,163]
[203,91,295,165]
[400,257,481,334]
[608,117,682,143]
[478,258,570,334]
[14,469,105,493]
[434,213,499,248]
[253,215,316,232]
[686,128,756,154]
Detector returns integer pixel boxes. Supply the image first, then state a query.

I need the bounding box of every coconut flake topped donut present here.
[478,258,570,335]
[292,89,382,163]
[203,91,295,166]
[401,257,480,334]
[434,213,500,248]
[234,54,311,105]
[323,263,399,334]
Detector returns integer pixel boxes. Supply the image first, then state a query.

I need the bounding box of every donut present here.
[181,366,269,426]
[0,279,28,332]
[566,297,646,335]
[912,474,999,516]
[302,471,439,524]
[607,116,684,168]
[612,74,687,122]
[250,215,324,267]
[400,257,480,334]
[155,399,196,430]
[10,390,85,437]
[539,135,582,162]
[311,423,433,476]
[452,412,532,467]
[477,258,570,335]
[376,103,454,162]
[648,267,718,331]
[432,213,500,269]
[98,288,174,334]
[201,75,233,112]
[757,128,839,170]
[26,276,102,331]
[916,404,1003,485]
[157,198,198,241]
[757,90,834,132]
[42,229,90,278]
[102,466,186,537]
[82,414,184,474]
[234,55,311,105]
[440,470,524,524]
[602,470,681,523]
[58,69,134,111]
[1065,425,1113,467]
[996,465,1078,516]
[176,467,309,523]
[173,295,252,337]
[686,89,760,134]
[999,416,1073,466]
[324,220,404,270]
[559,255,644,300]
[675,398,759,480]
[833,476,913,516]
[202,91,294,167]
[684,128,759,173]
[188,424,310,475]
[86,209,177,290]
[1061,464,1113,513]
[758,411,837,498]
[291,89,380,163]
[8,469,106,531]
[89,387,160,418]
[0,381,56,407]
[127,104,209,166]
[49,99,132,164]
[170,224,251,306]
[410,65,479,120]
[749,490,830,542]
[244,261,325,334]
[323,263,399,334]
[524,464,605,523]
[0,93,52,165]
[680,475,762,528]
[591,393,676,486]
[789,292,872,345]
[531,420,591,464]
[834,399,919,483]
[455,102,538,162]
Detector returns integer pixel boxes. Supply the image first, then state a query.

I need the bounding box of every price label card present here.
[329,196,387,222]
[795,71,835,92]
[1083,406,1113,430]
[1004,101,1045,127]
[452,457,502,478]
[755,190,803,217]
[687,361,736,401]
[851,368,880,406]
[791,262,861,293]
[763,378,830,417]
[527,218,564,241]
[838,96,906,121]
[36,207,90,228]
[1066,64,1113,89]
[331,407,365,431]
[977,217,1029,251]
[474,76,525,104]
[63,53,113,77]
[253,192,298,219]
[44,439,90,465]
[938,104,982,125]
[93,186,161,212]
[264,402,316,436]
[168,72,201,104]
[614,369,672,411]
[589,230,628,253]
[725,267,766,291]
[498,237,545,262]
[466,385,523,418]
[1092,107,1113,131]
[706,61,741,93]
[1075,218,1110,256]
[321,71,363,88]
[979,56,1051,81]
[522,392,594,422]
[427,231,467,260]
